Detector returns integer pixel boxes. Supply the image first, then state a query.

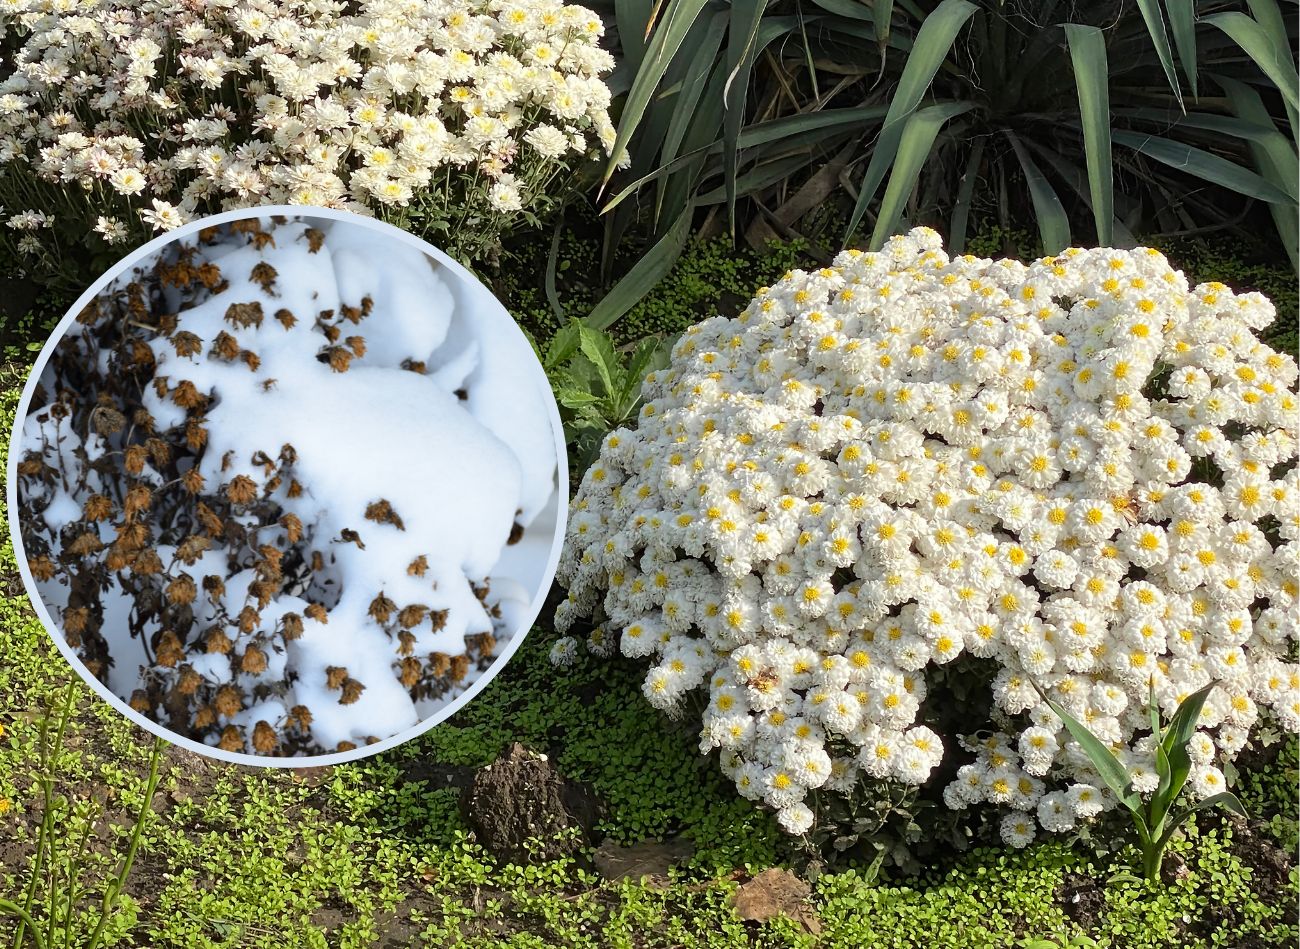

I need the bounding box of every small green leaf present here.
[545,319,583,370]
[555,387,603,409]
[618,336,666,410]
[577,324,619,397]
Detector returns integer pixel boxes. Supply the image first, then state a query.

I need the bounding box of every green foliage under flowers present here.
[0,515,1296,946]
[594,0,1298,323]
[1048,685,1247,884]
[1236,733,1300,852]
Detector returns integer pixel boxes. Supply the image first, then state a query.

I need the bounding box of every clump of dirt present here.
[460,742,601,866]
[1057,871,1106,930]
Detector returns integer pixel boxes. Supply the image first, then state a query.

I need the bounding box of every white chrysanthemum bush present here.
[554,228,1300,846]
[0,0,614,281]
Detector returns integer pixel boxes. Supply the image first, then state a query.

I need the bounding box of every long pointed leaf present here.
[615,0,656,75]
[1152,741,1175,831]
[1006,131,1070,254]
[1156,791,1248,853]
[870,102,972,248]
[604,106,890,211]
[657,13,729,220]
[603,0,712,183]
[1162,681,1218,757]
[948,137,985,254]
[844,0,978,242]
[1227,2,1298,138]
[1220,74,1299,269]
[1134,0,1184,108]
[723,0,772,236]
[1112,130,1295,203]
[1045,698,1142,815]
[1165,0,1198,97]
[1065,23,1113,246]
[659,63,726,233]
[1027,143,1138,246]
[1112,108,1281,142]
[806,0,874,19]
[586,207,693,330]
[696,153,818,204]
[658,11,729,168]
[1204,12,1300,111]
[875,0,896,62]
[545,209,566,321]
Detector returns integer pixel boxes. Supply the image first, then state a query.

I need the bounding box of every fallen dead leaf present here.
[731,867,821,934]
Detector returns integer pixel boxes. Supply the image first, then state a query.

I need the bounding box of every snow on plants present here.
[553,228,1300,842]
[15,213,559,758]
[0,0,615,277]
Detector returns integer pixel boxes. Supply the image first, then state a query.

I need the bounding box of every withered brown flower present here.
[251,720,279,754]
[225,474,258,506]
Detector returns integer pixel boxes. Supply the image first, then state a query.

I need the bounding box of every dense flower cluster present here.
[0,0,614,272]
[554,229,1300,840]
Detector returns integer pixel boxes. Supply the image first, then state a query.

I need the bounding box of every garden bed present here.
[1,230,1296,948]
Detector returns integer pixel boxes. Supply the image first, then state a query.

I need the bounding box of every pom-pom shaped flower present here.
[555,228,1300,842]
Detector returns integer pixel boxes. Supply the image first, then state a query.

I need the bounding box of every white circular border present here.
[5,205,569,768]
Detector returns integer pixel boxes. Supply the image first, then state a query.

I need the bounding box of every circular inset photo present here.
[8,207,566,764]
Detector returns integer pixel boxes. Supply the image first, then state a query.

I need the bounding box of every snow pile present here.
[17,214,557,757]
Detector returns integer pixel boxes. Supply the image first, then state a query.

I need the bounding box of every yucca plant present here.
[839,0,1299,262]
[1048,682,1248,885]
[586,0,898,327]
[593,0,1297,326]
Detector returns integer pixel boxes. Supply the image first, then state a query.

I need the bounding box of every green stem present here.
[0,900,47,949]
[1142,842,1164,883]
[16,684,75,949]
[82,737,165,949]
[59,803,99,949]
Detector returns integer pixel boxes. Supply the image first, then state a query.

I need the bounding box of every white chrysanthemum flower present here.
[548,636,580,667]
[776,801,815,835]
[1000,811,1036,849]
[554,230,1299,838]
